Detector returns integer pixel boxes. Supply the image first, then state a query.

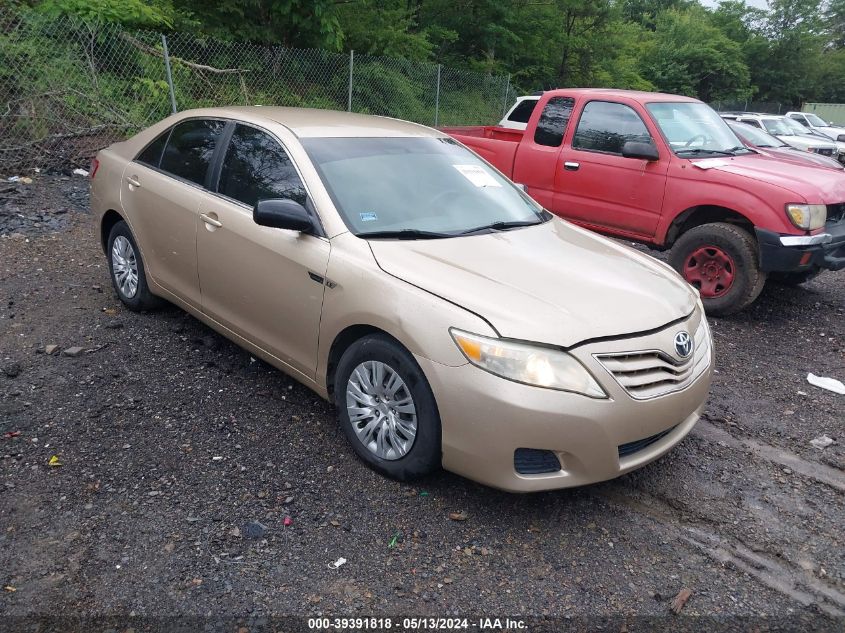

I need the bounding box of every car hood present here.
[700,154,845,202]
[368,219,696,348]
[756,147,844,171]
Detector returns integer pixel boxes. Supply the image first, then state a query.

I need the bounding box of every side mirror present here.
[253,198,313,232]
[622,141,659,161]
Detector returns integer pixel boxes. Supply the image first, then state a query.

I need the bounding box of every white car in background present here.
[786,111,845,164]
[498,95,540,129]
[721,113,839,158]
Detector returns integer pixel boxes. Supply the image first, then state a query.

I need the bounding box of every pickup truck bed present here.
[440,125,522,176]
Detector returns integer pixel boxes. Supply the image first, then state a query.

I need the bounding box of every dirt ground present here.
[1,174,843,631]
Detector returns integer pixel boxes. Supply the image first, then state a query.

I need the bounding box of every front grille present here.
[596,318,711,400]
[618,425,678,458]
[818,148,834,156]
[828,203,845,223]
[514,448,561,474]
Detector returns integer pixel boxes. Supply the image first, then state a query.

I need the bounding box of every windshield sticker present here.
[359,212,378,222]
[453,164,502,188]
[691,158,731,170]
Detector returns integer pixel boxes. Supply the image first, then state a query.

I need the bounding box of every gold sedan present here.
[90,107,713,492]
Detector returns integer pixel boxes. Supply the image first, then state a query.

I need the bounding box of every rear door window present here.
[160,119,225,186]
[136,129,170,168]
[572,101,653,154]
[534,97,575,147]
[217,124,307,207]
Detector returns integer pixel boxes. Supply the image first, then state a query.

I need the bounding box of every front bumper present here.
[756,220,845,273]
[417,311,713,492]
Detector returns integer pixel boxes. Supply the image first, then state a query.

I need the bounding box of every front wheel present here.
[334,334,441,481]
[669,222,765,316]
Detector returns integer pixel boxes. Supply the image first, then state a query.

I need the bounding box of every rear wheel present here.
[334,334,441,481]
[669,222,765,316]
[107,220,162,311]
[769,269,822,287]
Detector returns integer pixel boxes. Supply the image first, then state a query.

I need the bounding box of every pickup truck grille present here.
[828,203,845,223]
[595,318,711,400]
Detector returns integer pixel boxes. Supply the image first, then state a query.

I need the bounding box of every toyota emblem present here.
[674,331,693,358]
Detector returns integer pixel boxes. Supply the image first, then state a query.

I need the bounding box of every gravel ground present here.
[1,174,843,630]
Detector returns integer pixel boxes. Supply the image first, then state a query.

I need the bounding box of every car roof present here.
[170,106,442,139]
[543,88,701,103]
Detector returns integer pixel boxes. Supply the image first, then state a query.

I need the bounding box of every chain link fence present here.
[709,100,787,115]
[0,10,511,171]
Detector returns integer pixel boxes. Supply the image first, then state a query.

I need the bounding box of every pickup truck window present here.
[534,97,575,147]
[572,101,652,155]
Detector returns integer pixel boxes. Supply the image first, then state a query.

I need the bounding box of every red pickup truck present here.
[443,89,845,315]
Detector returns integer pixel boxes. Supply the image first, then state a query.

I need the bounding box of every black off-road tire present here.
[669,222,766,316]
[106,220,163,311]
[334,334,441,481]
[769,269,822,287]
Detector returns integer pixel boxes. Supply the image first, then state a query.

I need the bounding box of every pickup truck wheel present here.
[669,222,765,316]
[769,269,822,287]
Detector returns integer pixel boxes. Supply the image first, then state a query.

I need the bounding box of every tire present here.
[668,222,766,316]
[106,220,162,311]
[334,334,441,481]
[769,269,822,287]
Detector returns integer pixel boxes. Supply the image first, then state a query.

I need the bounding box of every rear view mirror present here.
[254,199,313,232]
[622,141,659,161]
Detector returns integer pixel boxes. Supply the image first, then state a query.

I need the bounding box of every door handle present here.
[200,213,222,228]
[126,176,141,188]
[564,162,580,171]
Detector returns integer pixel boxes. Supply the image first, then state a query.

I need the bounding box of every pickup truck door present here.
[511,96,576,211]
[554,100,668,239]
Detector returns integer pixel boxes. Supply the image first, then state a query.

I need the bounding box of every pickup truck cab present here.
[444,89,845,315]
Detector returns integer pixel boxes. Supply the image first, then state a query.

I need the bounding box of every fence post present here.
[161,34,177,114]
[502,74,511,118]
[347,50,354,112]
[434,64,442,127]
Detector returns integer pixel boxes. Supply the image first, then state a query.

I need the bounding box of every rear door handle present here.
[564,162,580,171]
[126,176,141,188]
[200,213,222,228]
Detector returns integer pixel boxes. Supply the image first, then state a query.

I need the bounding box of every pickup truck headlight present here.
[450,329,607,398]
[785,203,826,231]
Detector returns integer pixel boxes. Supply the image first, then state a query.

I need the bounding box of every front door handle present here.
[564,161,580,171]
[200,213,222,228]
[126,176,141,188]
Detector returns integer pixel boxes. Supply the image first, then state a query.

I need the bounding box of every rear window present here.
[160,119,226,186]
[507,99,538,124]
[534,97,575,147]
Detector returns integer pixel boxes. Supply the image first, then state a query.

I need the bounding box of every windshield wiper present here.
[356,229,453,240]
[675,148,735,157]
[458,219,543,235]
[724,145,753,154]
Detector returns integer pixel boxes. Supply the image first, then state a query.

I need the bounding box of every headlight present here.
[785,203,826,231]
[450,329,606,398]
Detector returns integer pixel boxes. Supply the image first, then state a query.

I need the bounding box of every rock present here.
[243,521,268,539]
[62,346,85,357]
[448,510,469,522]
[2,362,22,378]
[810,435,835,450]
[105,322,124,330]
[45,344,59,355]
[669,588,692,614]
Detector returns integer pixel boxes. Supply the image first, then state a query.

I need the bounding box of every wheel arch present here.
[325,324,404,397]
[664,205,755,248]
[100,209,125,253]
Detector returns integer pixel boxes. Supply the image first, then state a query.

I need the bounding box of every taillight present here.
[90,157,100,179]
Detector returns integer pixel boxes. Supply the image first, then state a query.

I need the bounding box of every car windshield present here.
[761,118,801,136]
[302,137,547,238]
[647,102,750,156]
[805,113,829,127]
[728,122,787,148]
